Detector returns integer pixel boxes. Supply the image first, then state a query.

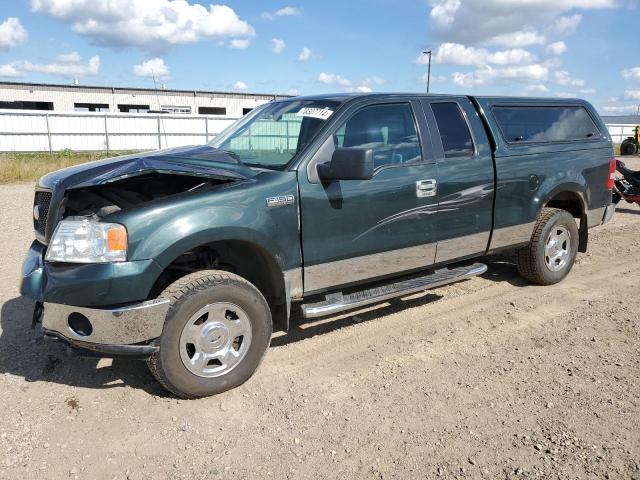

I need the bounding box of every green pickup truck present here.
[21,93,616,398]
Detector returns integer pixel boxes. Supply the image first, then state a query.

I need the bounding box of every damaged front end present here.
[22,145,255,356]
[34,145,254,243]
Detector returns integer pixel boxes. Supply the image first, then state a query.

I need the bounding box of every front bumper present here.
[21,240,171,355]
[42,298,170,346]
[43,330,161,358]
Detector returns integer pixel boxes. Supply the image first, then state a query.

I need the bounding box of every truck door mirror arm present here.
[317,148,374,182]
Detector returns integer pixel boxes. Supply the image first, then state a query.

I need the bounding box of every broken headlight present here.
[45,218,127,263]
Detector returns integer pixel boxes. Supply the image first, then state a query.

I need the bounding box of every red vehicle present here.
[613,159,640,206]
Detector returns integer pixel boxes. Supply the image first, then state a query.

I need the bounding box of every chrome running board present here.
[301,263,487,319]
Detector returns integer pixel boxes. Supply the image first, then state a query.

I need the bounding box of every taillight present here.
[608,158,616,190]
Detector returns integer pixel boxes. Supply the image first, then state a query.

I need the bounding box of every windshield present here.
[209,99,340,168]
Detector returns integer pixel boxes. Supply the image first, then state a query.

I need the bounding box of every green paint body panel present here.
[20,93,613,312]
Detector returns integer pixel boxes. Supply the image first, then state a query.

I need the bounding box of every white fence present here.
[0,110,239,152]
[0,109,637,152]
[607,124,638,144]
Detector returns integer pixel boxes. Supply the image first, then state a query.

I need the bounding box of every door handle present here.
[416,179,437,198]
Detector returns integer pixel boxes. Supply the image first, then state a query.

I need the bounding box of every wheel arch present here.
[149,230,291,331]
[540,184,588,252]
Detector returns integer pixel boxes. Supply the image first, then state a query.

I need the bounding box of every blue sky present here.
[0,0,639,114]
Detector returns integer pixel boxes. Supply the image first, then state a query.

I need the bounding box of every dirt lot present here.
[1,160,640,480]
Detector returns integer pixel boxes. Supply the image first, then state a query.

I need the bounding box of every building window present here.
[243,108,253,115]
[118,104,150,113]
[198,106,227,115]
[74,103,110,112]
[161,105,191,114]
[0,101,54,111]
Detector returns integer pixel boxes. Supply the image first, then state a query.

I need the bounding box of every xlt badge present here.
[266,195,295,208]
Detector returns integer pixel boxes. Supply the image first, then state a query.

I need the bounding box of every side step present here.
[301,262,487,319]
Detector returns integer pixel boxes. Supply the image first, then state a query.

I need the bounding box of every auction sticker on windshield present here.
[297,107,334,121]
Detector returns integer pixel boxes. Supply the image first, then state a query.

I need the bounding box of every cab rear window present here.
[492,106,601,144]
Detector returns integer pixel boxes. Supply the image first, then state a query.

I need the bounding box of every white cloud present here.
[133,58,169,79]
[555,70,585,87]
[233,80,248,91]
[419,73,447,84]
[488,30,546,47]
[229,38,250,49]
[30,0,255,51]
[420,43,536,67]
[261,6,301,20]
[353,76,385,93]
[578,88,597,94]
[272,38,285,53]
[625,90,640,100]
[362,76,385,86]
[452,64,549,88]
[276,7,301,16]
[287,88,300,96]
[555,91,579,98]
[552,14,582,35]
[430,0,461,28]
[427,0,615,46]
[0,17,28,50]
[523,84,550,95]
[318,72,351,87]
[601,105,638,114]
[297,46,312,62]
[10,52,100,78]
[622,67,640,81]
[487,48,537,65]
[0,64,22,77]
[57,52,81,63]
[546,41,568,55]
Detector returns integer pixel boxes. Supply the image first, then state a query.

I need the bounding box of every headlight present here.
[46,218,128,263]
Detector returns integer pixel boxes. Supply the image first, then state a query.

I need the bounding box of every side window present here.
[334,103,422,169]
[431,102,475,158]
[492,106,601,143]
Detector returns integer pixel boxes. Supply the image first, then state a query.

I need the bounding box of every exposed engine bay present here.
[64,172,235,217]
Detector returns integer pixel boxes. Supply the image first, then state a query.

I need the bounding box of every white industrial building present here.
[0,81,289,117]
[0,81,290,152]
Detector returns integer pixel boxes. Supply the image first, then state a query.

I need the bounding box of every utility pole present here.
[422,50,432,93]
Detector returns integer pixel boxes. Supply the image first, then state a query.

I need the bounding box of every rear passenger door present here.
[422,97,495,263]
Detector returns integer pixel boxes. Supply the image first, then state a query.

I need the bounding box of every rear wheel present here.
[147,270,272,399]
[516,208,579,285]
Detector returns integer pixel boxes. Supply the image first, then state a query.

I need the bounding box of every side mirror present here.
[317,148,374,182]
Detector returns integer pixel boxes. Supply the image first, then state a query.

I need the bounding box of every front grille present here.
[33,190,52,237]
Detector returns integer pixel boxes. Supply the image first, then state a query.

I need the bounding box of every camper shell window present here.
[492,106,601,144]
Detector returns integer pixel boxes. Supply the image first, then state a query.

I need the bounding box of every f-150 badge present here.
[266,195,295,208]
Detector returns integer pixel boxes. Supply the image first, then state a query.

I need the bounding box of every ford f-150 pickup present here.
[20,93,616,398]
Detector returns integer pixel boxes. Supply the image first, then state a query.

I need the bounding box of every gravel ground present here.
[1,160,640,480]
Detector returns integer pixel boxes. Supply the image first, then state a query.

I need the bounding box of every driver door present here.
[298,99,439,294]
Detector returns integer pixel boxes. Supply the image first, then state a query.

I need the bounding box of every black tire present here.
[147,270,272,399]
[516,208,579,285]
[621,140,637,156]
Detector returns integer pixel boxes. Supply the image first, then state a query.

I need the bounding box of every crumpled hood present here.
[37,145,257,191]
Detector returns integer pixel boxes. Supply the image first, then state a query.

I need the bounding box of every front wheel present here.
[147,270,272,399]
[516,208,579,285]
